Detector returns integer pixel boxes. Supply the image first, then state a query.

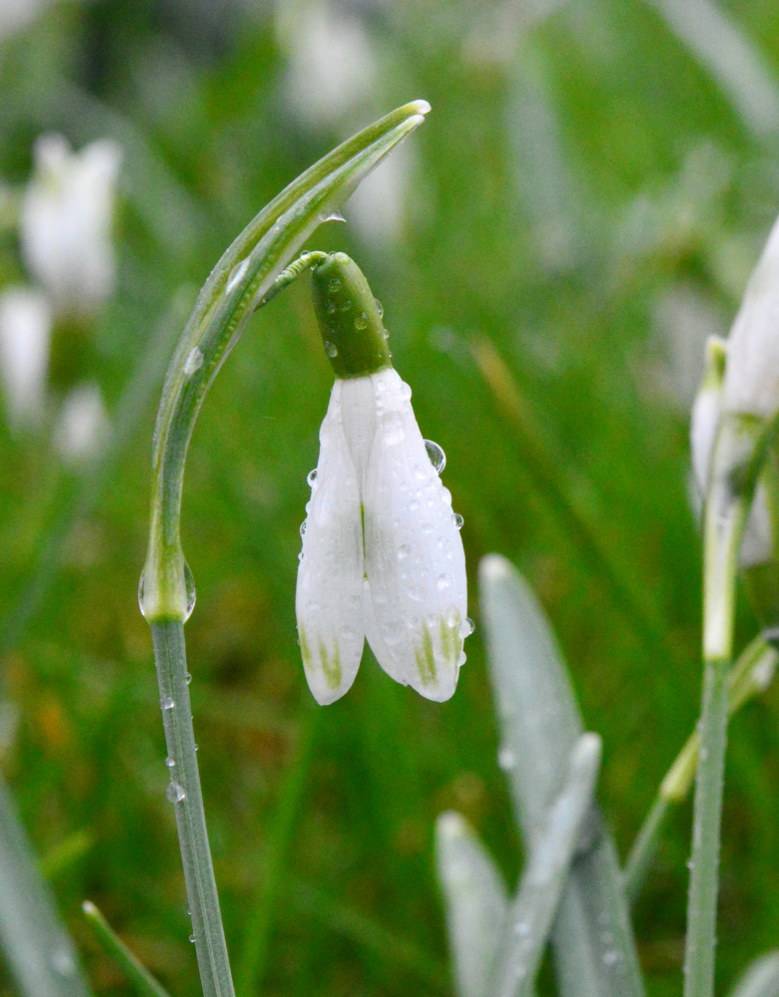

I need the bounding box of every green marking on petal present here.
[439,612,462,665]
[360,502,368,580]
[318,638,343,690]
[299,626,312,669]
[415,624,437,685]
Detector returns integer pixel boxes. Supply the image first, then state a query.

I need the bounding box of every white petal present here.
[0,287,50,429]
[362,369,467,701]
[296,382,365,704]
[54,382,110,465]
[723,213,779,418]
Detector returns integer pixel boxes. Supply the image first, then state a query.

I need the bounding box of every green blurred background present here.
[1,0,778,993]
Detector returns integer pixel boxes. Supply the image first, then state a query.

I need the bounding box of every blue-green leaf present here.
[479,555,644,997]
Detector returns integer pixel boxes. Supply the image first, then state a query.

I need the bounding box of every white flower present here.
[692,336,772,567]
[722,213,779,419]
[296,368,468,704]
[20,134,122,318]
[0,287,50,429]
[54,382,109,465]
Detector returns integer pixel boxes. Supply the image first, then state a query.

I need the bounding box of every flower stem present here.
[151,621,235,997]
[684,414,758,997]
[623,795,670,906]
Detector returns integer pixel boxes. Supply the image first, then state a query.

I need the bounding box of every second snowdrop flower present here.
[297,253,469,705]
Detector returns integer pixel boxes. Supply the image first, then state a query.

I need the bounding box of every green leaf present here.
[488,734,602,997]
[82,901,170,997]
[479,555,644,997]
[436,811,509,997]
[729,951,779,997]
[0,776,91,996]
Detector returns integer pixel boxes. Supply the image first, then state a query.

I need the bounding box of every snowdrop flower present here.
[0,287,50,429]
[691,336,772,567]
[20,134,122,319]
[722,213,779,419]
[54,382,109,465]
[296,253,469,704]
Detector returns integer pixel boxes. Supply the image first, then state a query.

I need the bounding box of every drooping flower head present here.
[296,253,469,704]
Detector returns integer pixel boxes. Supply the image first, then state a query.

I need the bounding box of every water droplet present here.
[453,512,464,530]
[354,312,368,330]
[183,560,196,622]
[226,258,250,293]
[137,571,148,618]
[184,347,204,377]
[424,439,446,473]
[374,297,384,318]
[324,340,338,358]
[321,210,346,224]
[188,932,196,944]
[300,520,308,539]
[400,381,412,401]
[297,551,304,562]
[166,781,186,803]
[186,672,193,685]
[602,951,620,967]
[165,756,176,769]
[514,920,531,938]
[161,696,175,711]
[397,544,410,561]
[436,574,451,591]
[498,746,516,770]
[339,299,352,312]
[325,300,337,315]
[307,468,318,487]
[461,617,475,638]
[328,277,342,293]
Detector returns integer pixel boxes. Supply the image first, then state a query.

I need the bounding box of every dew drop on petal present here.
[453,512,464,530]
[324,340,338,358]
[397,544,410,561]
[436,574,451,592]
[307,468,318,488]
[461,617,475,638]
[424,439,446,474]
[300,520,308,539]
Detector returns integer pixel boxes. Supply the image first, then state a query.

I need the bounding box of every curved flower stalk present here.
[138,101,431,997]
[296,253,469,703]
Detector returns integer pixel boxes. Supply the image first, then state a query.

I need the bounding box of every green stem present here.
[623,796,670,906]
[684,655,729,997]
[684,414,759,997]
[151,621,234,997]
[82,901,171,997]
[625,636,777,905]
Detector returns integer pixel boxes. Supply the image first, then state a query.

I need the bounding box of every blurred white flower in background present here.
[54,382,109,465]
[278,0,376,129]
[278,0,414,248]
[20,134,122,319]
[0,288,51,429]
[0,0,50,42]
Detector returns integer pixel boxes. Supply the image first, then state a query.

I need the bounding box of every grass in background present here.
[1,1,778,993]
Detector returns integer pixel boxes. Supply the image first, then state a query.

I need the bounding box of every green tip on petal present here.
[311,252,392,378]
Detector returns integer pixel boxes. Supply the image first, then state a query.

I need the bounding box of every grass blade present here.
[0,775,90,996]
[479,554,644,997]
[82,901,170,997]
[436,811,509,997]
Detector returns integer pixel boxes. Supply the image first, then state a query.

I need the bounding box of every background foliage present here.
[1,1,778,993]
